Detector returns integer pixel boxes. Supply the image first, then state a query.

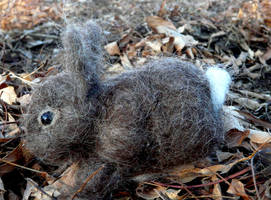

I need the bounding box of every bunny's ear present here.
[62,21,104,82]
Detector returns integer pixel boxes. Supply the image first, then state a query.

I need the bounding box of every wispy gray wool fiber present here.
[22,21,226,199]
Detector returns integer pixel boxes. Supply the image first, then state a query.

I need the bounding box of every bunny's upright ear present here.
[62,21,104,83]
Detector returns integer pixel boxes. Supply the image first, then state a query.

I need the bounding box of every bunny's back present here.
[96,58,223,172]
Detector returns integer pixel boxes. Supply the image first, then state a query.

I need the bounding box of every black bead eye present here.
[40,111,54,125]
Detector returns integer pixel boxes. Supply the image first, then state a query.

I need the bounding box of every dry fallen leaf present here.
[223,106,245,132]
[145,40,163,53]
[120,53,133,69]
[259,48,271,65]
[146,16,176,34]
[136,184,166,200]
[170,160,244,184]
[23,178,38,200]
[17,94,32,107]
[0,0,60,30]
[107,63,125,74]
[136,183,180,200]
[146,16,198,52]
[227,179,249,199]
[212,175,222,200]
[248,129,271,144]
[104,41,121,56]
[4,113,19,137]
[0,142,24,176]
[0,86,17,105]
[51,162,79,188]
[0,178,5,200]
[31,162,79,200]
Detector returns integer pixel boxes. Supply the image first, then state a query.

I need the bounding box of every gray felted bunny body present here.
[23,21,230,199]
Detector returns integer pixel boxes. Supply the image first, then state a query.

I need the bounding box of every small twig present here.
[22,60,48,79]
[0,121,18,126]
[236,110,271,129]
[0,99,21,110]
[179,182,199,200]
[190,195,238,199]
[150,167,251,189]
[206,166,231,186]
[0,66,35,86]
[251,152,261,200]
[151,143,271,194]
[71,165,104,200]
[0,158,47,176]
[8,71,37,86]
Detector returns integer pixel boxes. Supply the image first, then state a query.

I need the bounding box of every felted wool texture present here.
[22,21,226,199]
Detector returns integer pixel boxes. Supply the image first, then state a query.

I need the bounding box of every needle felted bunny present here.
[22,21,231,199]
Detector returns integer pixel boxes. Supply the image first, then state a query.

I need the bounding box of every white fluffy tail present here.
[205,67,231,111]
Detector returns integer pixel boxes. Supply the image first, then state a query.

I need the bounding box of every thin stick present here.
[179,182,199,200]
[22,60,48,79]
[0,158,47,176]
[0,121,18,126]
[71,165,104,200]
[251,153,261,200]
[150,167,251,189]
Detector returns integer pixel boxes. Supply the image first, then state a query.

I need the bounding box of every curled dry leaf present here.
[0,178,5,200]
[136,184,165,200]
[163,189,181,200]
[170,159,245,184]
[227,179,249,199]
[259,48,271,65]
[136,183,180,200]
[126,43,137,59]
[23,178,38,200]
[146,16,198,52]
[228,92,262,110]
[145,40,163,54]
[222,106,245,132]
[211,175,222,200]
[225,129,250,148]
[146,16,176,34]
[5,113,19,137]
[161,37,175,53]
[248,129,271,144]
[51,162,78,189]
[104,41,121,56]
[120,53,133,69]
[31,162,79,199]
[107,63,125,74]
[216,150,235,162]
[0,86,17,105]
[0,142,23,176]
[17,94,32,107]
[236,110,271,129]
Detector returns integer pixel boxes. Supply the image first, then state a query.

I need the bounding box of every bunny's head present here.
[22,21,104,165]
